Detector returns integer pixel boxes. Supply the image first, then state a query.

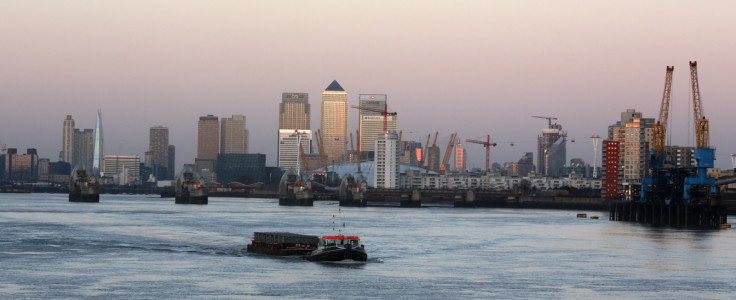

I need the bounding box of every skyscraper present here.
[374,131,400,188]
[196,115,219,172]
[277,129,312,171]
[606,109,655,188]
[537,122,567,176]
[62,115,74,163]
[279,93,310,130]
[92,110,104,175]
[168,145,176,179]
[73,128,94,171]
[320,80,348,163]
[454,141,466,172]
[221,114,248,154]
[358,94,397,152]
[149,126,169,180]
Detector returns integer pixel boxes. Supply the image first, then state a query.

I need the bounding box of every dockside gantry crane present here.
[684,61,715,204]
[465,134,497,174]
[642,66,679,203]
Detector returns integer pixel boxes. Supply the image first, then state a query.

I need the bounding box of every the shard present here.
[92,109,104,175]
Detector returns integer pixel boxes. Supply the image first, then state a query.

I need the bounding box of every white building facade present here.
[374,131,400,188]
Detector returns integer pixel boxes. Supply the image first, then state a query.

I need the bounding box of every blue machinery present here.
[612,62,726,228]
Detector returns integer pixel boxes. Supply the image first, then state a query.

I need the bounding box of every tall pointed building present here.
[320,80,348,164]
[92,110,104,175]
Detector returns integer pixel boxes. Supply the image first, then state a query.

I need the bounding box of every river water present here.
[1,193,735,299]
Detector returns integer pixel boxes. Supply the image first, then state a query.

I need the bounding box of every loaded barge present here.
[246,232,318,256]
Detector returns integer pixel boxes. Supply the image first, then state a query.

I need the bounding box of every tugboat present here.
[305,235,367,262]
[69,168,100,202]
[175,166,208,204]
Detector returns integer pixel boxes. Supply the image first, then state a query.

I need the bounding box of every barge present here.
[246,232,318,256]
[69,168,99,202]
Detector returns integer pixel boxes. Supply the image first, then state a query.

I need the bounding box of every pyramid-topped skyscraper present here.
[320,80,348,164]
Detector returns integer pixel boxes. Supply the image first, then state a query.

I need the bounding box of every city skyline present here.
[2,2,735,170]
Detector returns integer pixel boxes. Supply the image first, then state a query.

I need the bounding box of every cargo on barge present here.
[246,232,318,256]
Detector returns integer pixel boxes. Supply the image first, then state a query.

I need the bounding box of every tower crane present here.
[316,129,329,171]
[299,142,309,172]
[465,134,497,174]
[440,132,458,173]
[350,104,397,133]
[532,116,558,128]
[422,134,430,168]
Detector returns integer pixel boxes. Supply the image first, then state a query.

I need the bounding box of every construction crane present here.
[532,115,558,127]
[440,132,458,173]
[652,66,674,157]
[425,132,438,174]
[350,104,397,132]
[317,129,327,172]
[356,129,362,173]
[299,142,309,172]
[690,61,710,149]
[465,134,497,174]
[422,133,430,168]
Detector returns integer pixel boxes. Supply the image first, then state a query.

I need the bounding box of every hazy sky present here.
[2,1,736,171]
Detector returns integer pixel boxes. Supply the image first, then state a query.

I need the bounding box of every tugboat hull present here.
[306,244,367,262]
[175,195,208,204]
[69,192,100,202]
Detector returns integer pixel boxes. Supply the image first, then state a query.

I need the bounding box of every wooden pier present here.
[609,202,728,229]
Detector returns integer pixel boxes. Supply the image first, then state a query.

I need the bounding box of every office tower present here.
[606,109,655,187]
[104,155,141,184]
[196,115,219,172]
[168,145,176,179]
[544,138,566,177]
[454,141,466,172]
[221,114,248,154]
[358,94,397,152]
[149,126,169,180]
[374,131,400,188]
[279,93,310,130]
[429,145,441,173]
[216,153,266,184]
[517,152,534,176]
[62,115,74,163]
[92,110,104,175]
[537,122,567,176]
[320,80,348,164]
[73,128,94,171]
[277,129,312,171]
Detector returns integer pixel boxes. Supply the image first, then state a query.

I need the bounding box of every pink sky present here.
[1,1,735,170]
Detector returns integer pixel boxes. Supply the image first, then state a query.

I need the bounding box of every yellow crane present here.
[653,66,674,154]
[316,129,328,171]
[690,61,709,149]
[440,132,458,173]
[299,141,309,172]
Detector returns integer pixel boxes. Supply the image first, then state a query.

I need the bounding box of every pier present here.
[609,202,728,229]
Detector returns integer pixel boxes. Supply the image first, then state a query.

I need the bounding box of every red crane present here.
[465,134,497,174]
[350,104,397,132]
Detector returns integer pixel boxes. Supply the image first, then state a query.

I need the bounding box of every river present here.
[1,193,734,299]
